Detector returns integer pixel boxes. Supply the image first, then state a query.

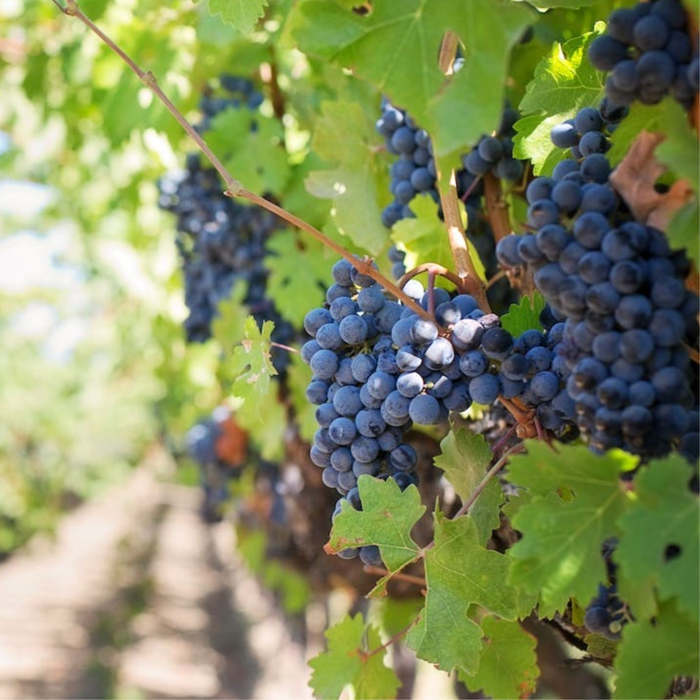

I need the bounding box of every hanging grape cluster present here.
[589,0,699,109]
[158,75,295,371]
[496,102,699,459]
[301,257,586,562]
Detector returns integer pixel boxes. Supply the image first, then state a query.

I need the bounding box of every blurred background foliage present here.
[0,0,247,552]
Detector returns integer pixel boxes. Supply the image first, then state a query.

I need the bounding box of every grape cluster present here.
[158,77,295,371]
[196,74,264,132]
[459,107,523,182]
[377,102,519,317]
[376,100,522,229]
[588,0,699,109]
[186,407,284,524]
[496,103,699,458]
[584,539,627,640]
[376,99,440,227]
[186,408,237,523]
[303,261,581,560]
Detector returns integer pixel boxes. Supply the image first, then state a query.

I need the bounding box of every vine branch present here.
[483,172,512,242]
[451,441,524,520]
[54,0,435,321]
[398,262,467,293]
[438,170,492,312]
[363,565,426,588]
[358,617,419,661]
[438,30,459,75]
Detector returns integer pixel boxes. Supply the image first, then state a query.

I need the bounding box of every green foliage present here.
[306,100,389,255]
[264,230,331,328]
[8,3,700,696]
[211,281,249,345]
[616,457,699,620]
[371,597,425,637]
[308,614,400,700]
[289,0,531,159]
[392,196,486,284]
[500,292,546,336]
[459,618,539,699]
[208,109,291,196]
[237,528,311,613]
[525,0,596,6]
[222,316,278,418]
[507,442,630,616]
[668,201,699,265]
[407,511,519,674]
[515,30,604,174]
[327,476,424,578]
[613,601,699,699]
[608,101,699,189]
[433,422,501,543]
[206,0,269,34]
[286,353,317,443]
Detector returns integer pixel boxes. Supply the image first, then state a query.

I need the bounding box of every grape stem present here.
[362,565,426,588]
[270,341,299,354]
[427,271,437,318]
[483,172,512,242]
[53,0,435,321]
[398,263,467,294]
[438,171,492,312]
[684,342,699,364]
[417,440,525,560]
[451,441,524,520]
[262,46,286,120]
[485,269,507,289]
[357,617,420,661]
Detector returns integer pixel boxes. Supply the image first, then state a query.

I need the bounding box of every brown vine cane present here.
[51,0,438,324]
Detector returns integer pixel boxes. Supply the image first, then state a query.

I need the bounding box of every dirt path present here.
[0,462,311,699]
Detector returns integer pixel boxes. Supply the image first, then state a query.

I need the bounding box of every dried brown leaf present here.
[609,131,694,230]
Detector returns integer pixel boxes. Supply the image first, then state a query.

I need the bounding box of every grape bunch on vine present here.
[42,0,700,697]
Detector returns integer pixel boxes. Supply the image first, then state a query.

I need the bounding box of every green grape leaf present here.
[608,101,699,189]
[584,633,618,661]
[207,107,290,196]
[306,100,388,255]
[326,475,425,575]
[519,29,604,115]
[515,30,604,174]
[289,0,531,158]
[308,613,400,700]
[286,352,317,443]
[667,201,699,266]
[459,618,539,700]
[513,112,570,176]
[283,155,332,230]
[370,597,425,638]
[656,123,699,192]
[507,442,630,617]
[522,0,595,6]
[236,392,286,461]
[433,422,501,544]
[500,292,546,336]
[211,281,249,346]
[616,456,699,620]
[392,195,486,283]
[207,0,269,34]
[406,511,519,674]
[224,317,278,420]
[264,231,331,328]
[613,601,699,700]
